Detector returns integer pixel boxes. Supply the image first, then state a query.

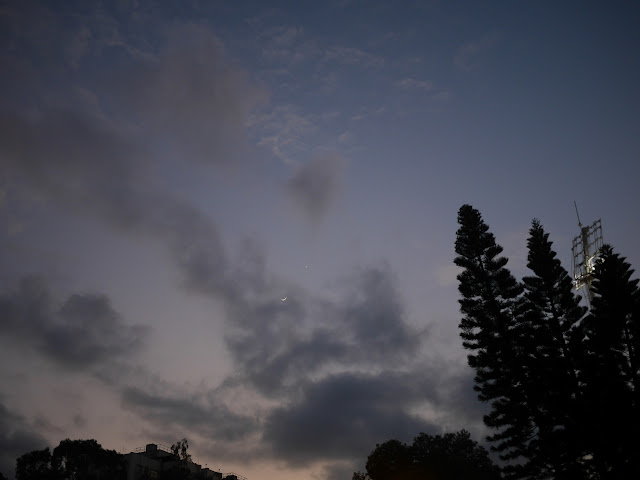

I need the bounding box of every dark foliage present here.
[14,437,215,480]
[519,219,588,478]
[15,448,54,480]
[454,206,640,480]
[454,205,534,471]
[162,439,194,480]
[16,439,126,480]
[576,246,640,478]
[410,431,500,480]
[356,430,500,480]
[52,438,126,479]
[365,439,412,480]
[170,438,192,463]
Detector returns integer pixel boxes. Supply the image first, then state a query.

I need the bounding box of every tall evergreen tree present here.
[455,207,640,479]
[577,245,640,478]
[454,205,534,477]
[520,219,588,479]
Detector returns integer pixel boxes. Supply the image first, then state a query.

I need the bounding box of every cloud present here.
[249,104,318,165]
[121,386,258,443]
[259,25,309,63]
[0,106,237,310]
[323,461,360,480]
[259,366,487,469]
[397,78,434,91]
[341,266,421,357]
[0,108,146,215]
[324,46,384,69]
[0,5,466,476]
[0,401,49,478]
[441,371,490,429]
[0,9,266,450]
[223,264,424,398]
[338,130,354,144]
[0,30,258,303]
[286,154,344,222]
[1,8,266,165]
[263,372,440,466]
[0,276,148,369]
[252,22,384,73]
[108,24,267,165]
[454,33,499,72]
[270,25,304,48]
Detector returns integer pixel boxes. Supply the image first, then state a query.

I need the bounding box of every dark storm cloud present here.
[323,461,360,480]
[0,401,49,478]
[224,264,424,397]
[286,154,344,222]
[121,386,258,442]
[444,370,490,424]
[258,365,490,470]
[341,266,421,357]
[263,371,440,466]
[0,276,147,369]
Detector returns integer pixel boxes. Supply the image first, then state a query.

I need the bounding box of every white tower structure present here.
[571,202,603,306]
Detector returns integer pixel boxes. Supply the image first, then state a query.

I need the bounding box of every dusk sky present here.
[1,1,639,479]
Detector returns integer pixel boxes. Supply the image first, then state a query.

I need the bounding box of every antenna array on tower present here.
[571,203,603,301]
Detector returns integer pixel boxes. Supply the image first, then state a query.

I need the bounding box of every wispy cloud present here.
[397,77,434,91]
[454,33,499,71]
[248,105,317,165]
[324,46,384,68]
[260,31,316,64]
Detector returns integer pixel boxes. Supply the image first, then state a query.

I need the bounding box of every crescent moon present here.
[281,296,287,301]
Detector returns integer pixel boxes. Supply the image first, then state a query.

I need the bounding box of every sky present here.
[0,0,639,479]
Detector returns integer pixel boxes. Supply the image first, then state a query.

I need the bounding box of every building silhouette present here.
[125,443,244,480]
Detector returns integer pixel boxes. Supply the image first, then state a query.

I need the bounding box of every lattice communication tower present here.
[571,202,603,304]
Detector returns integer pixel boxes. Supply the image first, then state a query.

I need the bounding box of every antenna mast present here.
[573,201,582,228]
[571,202,603,306]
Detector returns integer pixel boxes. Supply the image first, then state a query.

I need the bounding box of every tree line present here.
[354,205,639,480]
[9,437,202,480]
[353,430,501,480]
[453,205,639,479]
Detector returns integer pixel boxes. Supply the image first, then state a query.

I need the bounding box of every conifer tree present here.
[577,246,640,478]
[455,207,640,479]
[454,205,533,476]
[520,219,588,479]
